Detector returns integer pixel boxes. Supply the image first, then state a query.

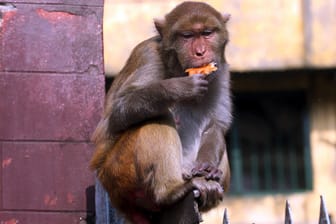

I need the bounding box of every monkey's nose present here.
[195,47,206,57]
[195,51,205,57]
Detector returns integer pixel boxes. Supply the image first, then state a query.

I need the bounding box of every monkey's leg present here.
[217,143,231,191]
[135,121,195,206]
[99,120,197,223]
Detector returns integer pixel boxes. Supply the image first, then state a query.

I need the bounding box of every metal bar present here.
[276,137,285,190]
[250,149,259,190]
[231,124,243,193]
[319,195,331,224]
[223,208,229,224]
[302,110,313,189]
[285,200,293,224]
[288,146,298,189]
[263,144,272,190]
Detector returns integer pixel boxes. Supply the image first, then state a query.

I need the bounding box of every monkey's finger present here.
[205,71,216,82]
[197,189,207,208]
[182,172,193,180]
[192,73,206,79]
[191,163,210,173]
[205,169,223,181]
[194,76,208,85]
[198,85,208,91]
[191,170,208,177]
[218,187,224,200]
[191,162,211,176]
[202,184,223,209]
[205,191,215,205]
[195,87,208,97]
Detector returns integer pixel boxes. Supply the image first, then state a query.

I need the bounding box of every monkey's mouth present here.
[186,60,216,69]
[188,58,217,69]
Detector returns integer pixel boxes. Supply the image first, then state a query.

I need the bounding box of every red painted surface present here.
[0,74,104,141]
[0,0,104,223]
[1,218,19,224]
[36,8,76,23]
[0,3,103,73]
[2,158,13,169]
[0,211,91,223]
[2,142,95,211]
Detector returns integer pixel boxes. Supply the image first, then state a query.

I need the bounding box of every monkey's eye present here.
[201,30,214,37]
[180,32,194,39]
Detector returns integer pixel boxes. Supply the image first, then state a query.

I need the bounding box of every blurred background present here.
[103,0,336,223]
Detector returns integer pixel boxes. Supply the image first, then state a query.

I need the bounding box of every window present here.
[227,91,312,194]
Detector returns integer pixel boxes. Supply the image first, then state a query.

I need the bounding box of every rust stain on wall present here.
[67,192,75,204]
[44,194,58,206]
[36,8,76,23]
[2,218,19,224]
[2,158,13,168]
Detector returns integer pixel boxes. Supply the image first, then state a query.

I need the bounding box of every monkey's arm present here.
[183,121,229,211]
[108,75,208,134]
[105,64,208,134]
[196,121,230,191]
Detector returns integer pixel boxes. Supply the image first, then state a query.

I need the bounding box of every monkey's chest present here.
[171,109,207,160]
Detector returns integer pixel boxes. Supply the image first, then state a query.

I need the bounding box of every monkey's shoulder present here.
[117,36,163,80]
[130,36,162,63]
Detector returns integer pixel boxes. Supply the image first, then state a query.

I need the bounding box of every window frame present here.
[228,90,313,195]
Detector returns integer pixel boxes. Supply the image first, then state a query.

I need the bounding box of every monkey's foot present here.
[191,177,224,212]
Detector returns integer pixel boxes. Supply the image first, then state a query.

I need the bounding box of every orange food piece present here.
[185,62,218,76]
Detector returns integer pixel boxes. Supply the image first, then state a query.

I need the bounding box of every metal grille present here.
[222,196,331,224]
[228,91,312,194]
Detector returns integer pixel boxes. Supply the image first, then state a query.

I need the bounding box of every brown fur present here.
[91,118,194,223]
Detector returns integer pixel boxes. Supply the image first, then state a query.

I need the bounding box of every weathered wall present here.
[308,0,336,67]
[104,0,336,75]
[0,1,104,223]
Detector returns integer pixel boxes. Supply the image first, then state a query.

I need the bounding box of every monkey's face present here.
[155,2,230,74]
[155,10,229,73]
[173,22,223,70]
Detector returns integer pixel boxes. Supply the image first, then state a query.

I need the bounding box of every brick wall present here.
[0,1,104,223]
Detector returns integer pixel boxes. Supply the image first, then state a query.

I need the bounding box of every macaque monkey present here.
[90,1,232,223]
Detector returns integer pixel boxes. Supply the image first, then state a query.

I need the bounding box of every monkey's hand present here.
[191,162,223,182]
[183,162,223,182]
[191,177,224,212]
[163,74,208,101]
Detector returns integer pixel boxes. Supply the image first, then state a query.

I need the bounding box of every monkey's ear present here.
[154,18,166,37]
[222,13,231,23]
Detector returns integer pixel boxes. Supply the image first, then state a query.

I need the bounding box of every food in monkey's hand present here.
[185,62,218,76]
